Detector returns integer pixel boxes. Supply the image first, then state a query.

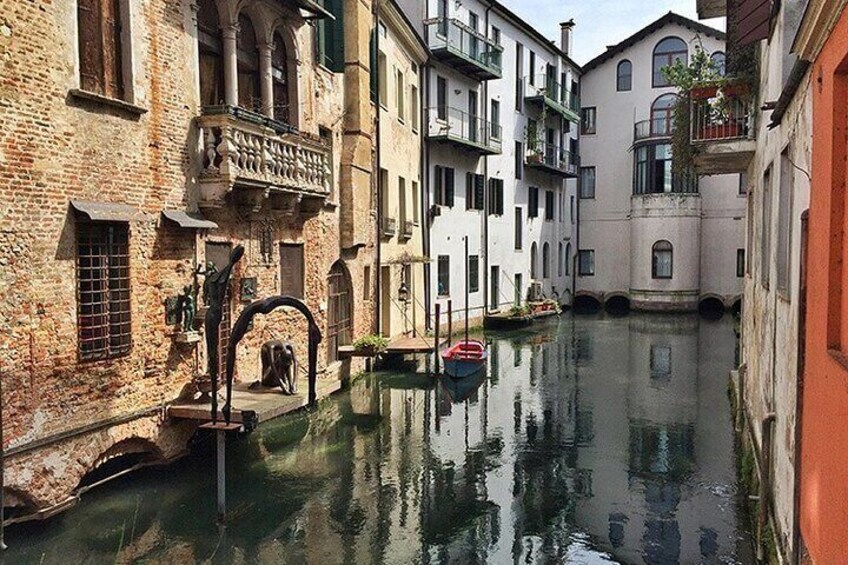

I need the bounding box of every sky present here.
[498,0,726,65]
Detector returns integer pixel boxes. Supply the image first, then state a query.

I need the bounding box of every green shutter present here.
[370,29,377,102]
[466,172,474,210]
[445,168,455,207]
[474,175,485,210]
[326,0,345,72]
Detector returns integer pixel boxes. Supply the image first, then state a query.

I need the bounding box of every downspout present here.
[423,65,433,330]
[482,3,493,316]
[374,2,382,336]
[791,209,809,564]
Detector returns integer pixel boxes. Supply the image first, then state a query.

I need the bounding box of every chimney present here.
[560,19,575,56]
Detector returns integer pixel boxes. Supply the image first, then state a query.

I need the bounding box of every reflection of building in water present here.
[574,315,742,563]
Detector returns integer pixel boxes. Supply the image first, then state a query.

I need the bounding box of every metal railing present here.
[690,81,753,143]
[401,220,414,239]
[634,118,674,141]
[425,17,503,77]
[525,142,579,176]
[524,74,580,116]
[426,106,502,153]
[382,217,397,237]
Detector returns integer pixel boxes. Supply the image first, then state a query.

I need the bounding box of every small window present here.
[711,51,727,77]
[280,243,305,298]
[378,52,388,106]
[737,249,745,278]
[396,68,405,121]
[652,240,673,279]
[438,255,450,296]
[515,141,523,179]
[653,37,688,88]
[436,76,447,120]
[570,196,575,223]
[558,242,564,277]
[410,84,419,131]
[529,51,536,85]
[579,167,596,199]
[491,100,501,139]
[514,207,523,250]
[466,173,485,211]
[545,190,555,221]
[488,178,504,216]
[434,166,455,207]
[565,243,572,276]
[78,0,126,100]
[542,243,550,278]
[581,107,597,135]
[412,181,420,223]
[617,60,632,91]
[77,222,131,361]
[469,255,480,293]
[650,345,672,379]
[528,187,539,218]
[530,242,538,279]
[739,172,748,195]
[363,265,372,300]
[578,250,595,276]
[491,26,501,45]
[515,43,524,111]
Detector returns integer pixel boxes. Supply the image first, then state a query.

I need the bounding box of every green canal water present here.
[5,314,753,564]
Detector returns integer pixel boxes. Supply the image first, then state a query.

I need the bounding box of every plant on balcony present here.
[523,102,549,164]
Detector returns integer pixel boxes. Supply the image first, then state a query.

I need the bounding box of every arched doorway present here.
[327,261,353,363]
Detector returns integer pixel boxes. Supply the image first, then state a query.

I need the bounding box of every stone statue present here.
[251,340,298,395]
[180,285,196,332]
[204,245,244,423]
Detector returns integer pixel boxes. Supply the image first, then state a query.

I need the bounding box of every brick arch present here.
[89,437,164,471]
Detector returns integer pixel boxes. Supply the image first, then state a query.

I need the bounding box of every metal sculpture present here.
[223,296,322,424]
[252,340,298,395]
[180,285,196,332]
[205,245,244,423]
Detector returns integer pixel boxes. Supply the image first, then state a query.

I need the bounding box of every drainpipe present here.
[374,2,383,336]
[482,3,493,316]
[791,210,809,564]
[423,65,433,331]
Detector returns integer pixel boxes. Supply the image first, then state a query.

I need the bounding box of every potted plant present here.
[352,334,390,356]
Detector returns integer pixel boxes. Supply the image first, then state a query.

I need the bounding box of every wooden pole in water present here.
[447,300,453,346]
[434,303,441,375]
[464,236,469,344]
[216,429,226,529]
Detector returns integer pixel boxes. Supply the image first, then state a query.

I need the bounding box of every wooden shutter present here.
[474,174,485,211]
[280,244,304,299]
[445,168,455,207]
[78,0,104,94]
[434,165,443,205]
[102,0,124,99]
[466,172,474,210]
[328,0,345,72]
[732,0,772,47]
[496,180,504,215]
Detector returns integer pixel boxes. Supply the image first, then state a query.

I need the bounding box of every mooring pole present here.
[447,300,453,347]
[216,429,226,529]
[434,303,441,375]
[1,372,6,550]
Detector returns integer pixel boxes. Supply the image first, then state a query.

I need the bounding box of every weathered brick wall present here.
[0,0,375,511]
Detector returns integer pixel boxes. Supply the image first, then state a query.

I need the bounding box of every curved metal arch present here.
[222,296,323,424]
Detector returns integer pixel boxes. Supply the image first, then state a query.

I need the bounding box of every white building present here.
[400,1,580,327]
[577,13,745,313]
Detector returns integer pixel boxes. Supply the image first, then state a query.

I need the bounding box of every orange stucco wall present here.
[800,7,848,564]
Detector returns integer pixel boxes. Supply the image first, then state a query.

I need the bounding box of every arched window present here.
[652,240,673,279]
[543,243,550,278]
[327,261,353,362]
[237,14,261,112]
[78,0,125,99]
[711,51,726,77]
[272,33,291,123]
[617,60,632,91]
[653,37,688,87]
[197,0,223,106]
[565,243,572,275]
[530,242,538,279]
[558,242,564,277]
[651,94,677,136]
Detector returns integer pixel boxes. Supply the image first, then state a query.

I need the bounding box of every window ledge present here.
[69,89,148,115]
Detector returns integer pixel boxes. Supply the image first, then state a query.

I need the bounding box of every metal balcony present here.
[425,17,503,81]
[525,143,579,178]
[382,217,397,238]
[523,75,580,123]
[197,106,330,211]
[634,118,674,142]
[690,80,756,175]
[426,107,502,155]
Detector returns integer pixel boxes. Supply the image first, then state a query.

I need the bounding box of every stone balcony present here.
[197,106,331,212]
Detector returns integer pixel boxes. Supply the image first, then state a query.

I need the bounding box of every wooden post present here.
[0,373,6,551]
[447,300,453,346]
[216,430,226,529]
[434,303,441,375]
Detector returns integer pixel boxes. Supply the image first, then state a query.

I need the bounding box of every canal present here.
[5,314,753,564]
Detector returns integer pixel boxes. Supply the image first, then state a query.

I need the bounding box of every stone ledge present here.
[68,89,148,116]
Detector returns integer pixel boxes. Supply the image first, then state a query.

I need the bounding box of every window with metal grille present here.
[327,261,352,363]
[437,255,450,296]
[77,222,131,361]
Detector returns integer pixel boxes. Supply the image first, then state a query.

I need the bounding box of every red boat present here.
[441,339,488,379]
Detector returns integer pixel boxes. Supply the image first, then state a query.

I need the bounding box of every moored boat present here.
[441,339,488,379]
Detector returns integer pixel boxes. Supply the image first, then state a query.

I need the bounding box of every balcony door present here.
[469,12,479,61]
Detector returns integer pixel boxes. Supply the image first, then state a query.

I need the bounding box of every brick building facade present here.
[0,0,375,519]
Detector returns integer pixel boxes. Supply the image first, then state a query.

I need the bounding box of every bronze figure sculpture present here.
[180,285,196,332]
[251,340,298,395]
[204,245,244,423]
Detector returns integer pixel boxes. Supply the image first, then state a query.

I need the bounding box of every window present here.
[653,37,688,87]
[279,243,305,298]
[379,168,389,218]
[514,207,523,250]
[652,240,673,279]
[581,107,597,134]
[529,51,536,85]
[272,34,291,123]
[528,187,539,218]
[237,15,261,111]
[530,243,538,279]
[378,52,388,106]
[438,255,450,296]
[437,0,448,34]
[398,176,407,225]
[77,222,131,360]
[436,76,447,120]
[466,173,485,210]
[746,192,754,276]
[396,69,405,121]
[78,0,126,100]
[491,100,501,139]
[633,144,697,194]
[434,165,455,207]
[651,94,676,136]
[558,242,564,277]
[326,261,352,362]
[545,190,554,220]
[488,178,504,215]
[570,195,575,223]
[491,26,501,45]
[198,0,223,106]
[469,255,480,293]
[578,250,595,276]
[737,249,745,278]
[515,43,524,111]
[617,60,632,91]
[565,243,572,275]
[317,0,345,72]
[761,166,773,288]
[711,51,727,77]
[777,149,794,296]
[412,181,420,223]
[363,265,371,300]
[650,345,672,379]
[410,84,419,130]
[515,141,523,179]
[542,243,551,278]
[739,172,748,195]
[579,167,596,199]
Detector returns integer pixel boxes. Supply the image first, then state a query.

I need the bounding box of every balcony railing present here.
[690,81,754,143]
[425,17,503,80]
[426,107,502,155]
[634,118,674,141]
[401,220,414,239]
[524,75,580,122]
[198,106,330,209]
[525,142,579,178]
[382,217,397,238]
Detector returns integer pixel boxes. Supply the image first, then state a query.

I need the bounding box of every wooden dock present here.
[385,335,440,354]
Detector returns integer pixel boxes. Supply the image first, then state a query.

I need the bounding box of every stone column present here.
[258,42,274,118]
[222,24,239,107]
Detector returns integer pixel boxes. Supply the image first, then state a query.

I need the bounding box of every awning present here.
[71,200,139,222]
[162,210,218,230]
[293,0,334,20]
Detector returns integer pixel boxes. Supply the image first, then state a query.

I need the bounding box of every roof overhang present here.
[162,210,218,230]
[71,200,140,222]
[791,0,848,61]
[291,0,334,20]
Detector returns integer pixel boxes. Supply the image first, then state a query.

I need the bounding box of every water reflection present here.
[6,314,750,564]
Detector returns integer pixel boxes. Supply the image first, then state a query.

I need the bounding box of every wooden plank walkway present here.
[385,335,439,354]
